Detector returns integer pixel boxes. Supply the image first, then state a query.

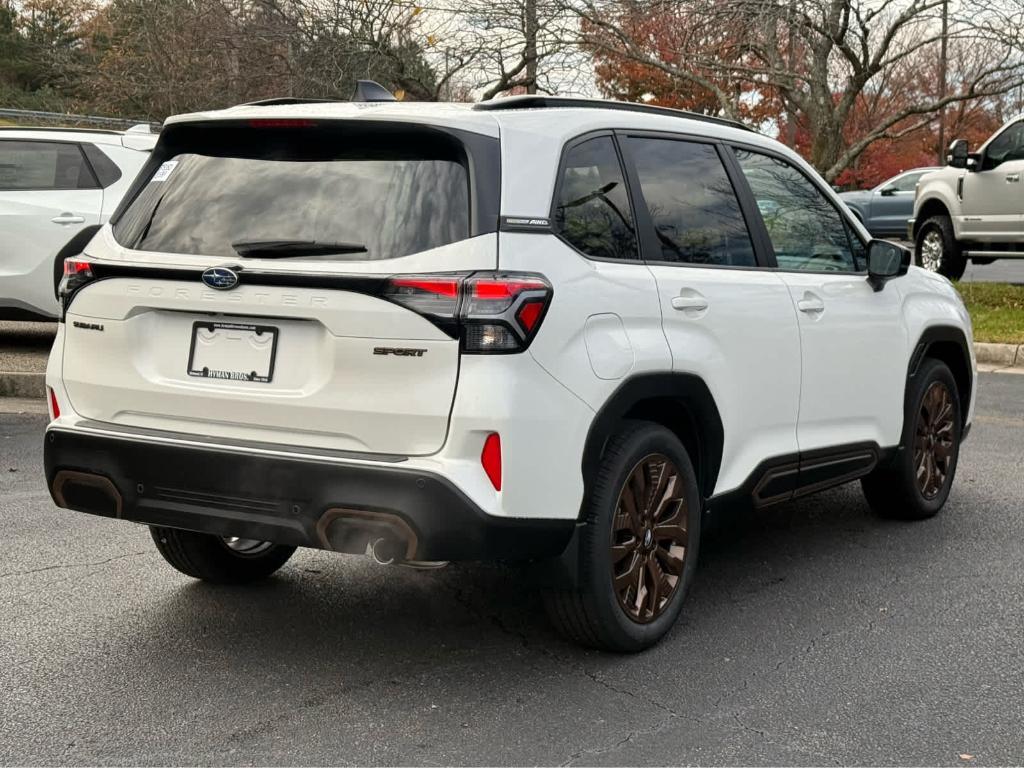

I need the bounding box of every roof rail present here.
[240,81,396,108]
[472,95,751,132]
[240,97,339,107]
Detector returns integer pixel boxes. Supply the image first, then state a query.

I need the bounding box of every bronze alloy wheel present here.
[915,381,956,500]
[610,453,689,623]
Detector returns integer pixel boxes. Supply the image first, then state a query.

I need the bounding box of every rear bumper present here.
[43,428,574,562]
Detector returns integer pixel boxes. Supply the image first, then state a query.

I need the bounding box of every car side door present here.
[0,140,102,317]
[961,120,1024,239]
[617,133,802,499]
[730,145,907,454]
[871,170,926,236]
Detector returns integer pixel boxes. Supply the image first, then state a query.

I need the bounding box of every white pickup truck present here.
[910,115,1024,279]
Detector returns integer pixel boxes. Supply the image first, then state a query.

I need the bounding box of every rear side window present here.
[81,143,123,188]
[625,137,756,267]
[113,124,472,261]
[0,140,98,191]
[553,136,638,260]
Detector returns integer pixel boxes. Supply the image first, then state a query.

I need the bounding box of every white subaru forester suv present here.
[44,89,976,652]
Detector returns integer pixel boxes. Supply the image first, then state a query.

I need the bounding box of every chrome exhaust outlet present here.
[370,537,403,566]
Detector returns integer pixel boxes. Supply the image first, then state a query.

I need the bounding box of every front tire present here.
[543,422,701,652]
[150,527,296,583]
[915,215,966,280]
[861,358,962,520]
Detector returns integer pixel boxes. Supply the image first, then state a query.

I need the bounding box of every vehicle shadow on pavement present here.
[127,482,939,669]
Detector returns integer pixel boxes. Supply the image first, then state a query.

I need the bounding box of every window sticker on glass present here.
[152,160,178,182]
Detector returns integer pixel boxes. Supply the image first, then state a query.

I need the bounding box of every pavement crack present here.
[0,551,151,580]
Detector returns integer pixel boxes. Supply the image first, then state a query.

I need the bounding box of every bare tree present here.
[565,0,1024,181]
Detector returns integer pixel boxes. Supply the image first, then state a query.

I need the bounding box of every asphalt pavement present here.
[2,373,1023,766]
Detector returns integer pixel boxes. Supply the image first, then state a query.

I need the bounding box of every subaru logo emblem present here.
[202,267,239,290]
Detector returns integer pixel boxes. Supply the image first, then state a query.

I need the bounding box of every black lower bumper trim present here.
[44,429,574,562]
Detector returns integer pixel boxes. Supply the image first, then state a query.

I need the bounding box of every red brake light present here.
[48,388,60,420]
[383,271,552,354]
[390,277,460,298]
[63,258,92,277]
[247,119,317,128]
[481,433,501,491]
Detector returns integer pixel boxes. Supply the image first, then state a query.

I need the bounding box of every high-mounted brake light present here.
[383,272,552,354]
[247,119,317,128]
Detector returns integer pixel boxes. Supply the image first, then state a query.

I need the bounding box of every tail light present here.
[58,257,96,313]
[384,272,552,354]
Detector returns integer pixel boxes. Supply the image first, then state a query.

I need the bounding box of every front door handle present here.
[1006,173,1020,184]
[797,293,825,315]
[51,213,85,225]
[671,295,709,312]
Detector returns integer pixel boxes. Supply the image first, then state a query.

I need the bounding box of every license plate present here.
[187,322,278,383]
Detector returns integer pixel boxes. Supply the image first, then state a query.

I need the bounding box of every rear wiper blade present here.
[231,239,368,258]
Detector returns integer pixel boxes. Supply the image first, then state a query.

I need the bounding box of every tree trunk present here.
[525,0,538,94]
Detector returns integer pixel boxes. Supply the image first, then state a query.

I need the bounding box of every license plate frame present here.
[187,321,279,383]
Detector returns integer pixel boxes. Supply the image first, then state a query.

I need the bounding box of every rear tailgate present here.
[59,116,500,456]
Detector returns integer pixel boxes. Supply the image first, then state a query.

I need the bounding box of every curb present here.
[0,371,45,399]
[974,342,1024,370]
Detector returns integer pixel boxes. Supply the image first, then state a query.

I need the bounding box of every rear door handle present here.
[671,294,709,312]
[51,213,85,225]
[797,294,825,315]
[1006,173,1020,183]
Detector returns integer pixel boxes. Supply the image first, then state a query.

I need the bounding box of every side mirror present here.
[867,240,910,291]
[948,139,969,168]
[879,185,897,197]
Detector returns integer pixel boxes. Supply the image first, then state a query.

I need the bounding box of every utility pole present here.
[525,0,538,94]
[937,0,949,163]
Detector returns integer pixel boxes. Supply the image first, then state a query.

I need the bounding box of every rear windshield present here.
[113,124,472,261]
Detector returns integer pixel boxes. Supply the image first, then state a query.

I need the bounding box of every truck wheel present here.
[861,358,961,520]
[150,526,296,583]
[915,216,966,280]
[543,422,701,653]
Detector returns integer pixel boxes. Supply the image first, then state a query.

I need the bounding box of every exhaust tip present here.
[370,537,403,566]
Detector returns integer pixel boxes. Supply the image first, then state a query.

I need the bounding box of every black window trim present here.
[547,129,643,264]
[616,128,774,271]
[727,139,869,275]
[0,137,100,192]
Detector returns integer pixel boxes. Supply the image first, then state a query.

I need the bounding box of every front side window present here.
[888,171,926,193]
[0,140,97,191]
[553,135,638,260]
[734,149,860,272]
[114,127,471,261]
[984,121,1024,168]
[625,137,756,267]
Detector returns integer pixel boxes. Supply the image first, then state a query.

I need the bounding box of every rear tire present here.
[861,358,961,520]
[543,421,701,652]
[150,527,296,583]
[915,215,966,280]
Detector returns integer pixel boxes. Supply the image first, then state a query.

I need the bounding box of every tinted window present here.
[114,139,470,261]
[554,136,638,260]
[887,171,926,192]
[0,140,97,191]
[626,137,755,267]
[82,143,123,188]
[984,121,1024,167]
[734,149,859,272]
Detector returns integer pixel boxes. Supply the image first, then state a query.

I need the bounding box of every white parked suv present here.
[0,124,156,320]
[911,114,1024,279]
[44,90,976,651]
